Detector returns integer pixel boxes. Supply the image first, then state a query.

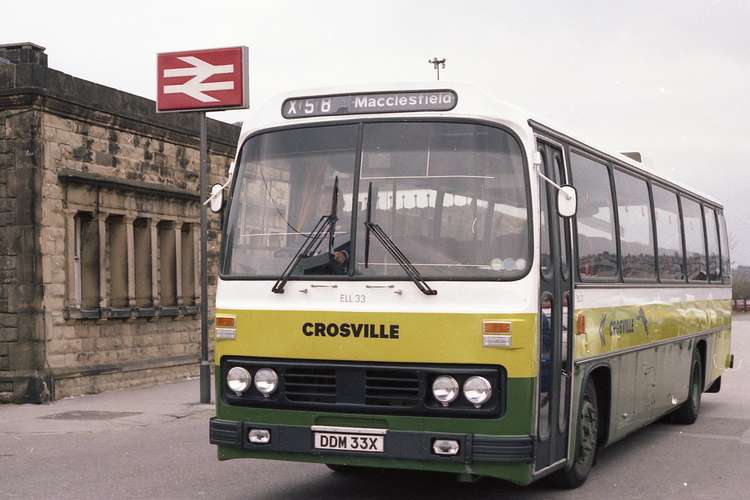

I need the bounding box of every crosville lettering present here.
[609,318,635,336]
[302,322,399,339]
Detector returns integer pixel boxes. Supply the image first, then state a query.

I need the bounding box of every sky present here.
[4,0,750,265]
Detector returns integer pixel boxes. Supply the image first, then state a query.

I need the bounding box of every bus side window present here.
[704,206,721,283]
[613,169,656,281]
[652,185,684,281]
[570,151,618,280]
[538,147,552,281]
[559,292,570,435]
[538,292,554,441]
[680,197,707,282]
[718,212,731,283]
[553,153,569,280]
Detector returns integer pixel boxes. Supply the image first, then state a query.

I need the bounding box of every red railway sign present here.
[156,46,248,113]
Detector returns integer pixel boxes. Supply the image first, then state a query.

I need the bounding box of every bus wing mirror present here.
[208,183,225,213]
[557,185,577,218]
[534,163,577,218]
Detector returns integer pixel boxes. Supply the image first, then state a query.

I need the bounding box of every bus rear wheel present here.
[672,350,702,425]
[550,377,598,489]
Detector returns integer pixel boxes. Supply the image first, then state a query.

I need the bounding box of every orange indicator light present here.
[483,321,511,334]
[216,316,236,328]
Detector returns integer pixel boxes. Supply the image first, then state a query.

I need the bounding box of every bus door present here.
[534,139,574,472]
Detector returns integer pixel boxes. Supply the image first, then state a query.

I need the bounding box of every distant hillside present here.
[735,266,750,280]
[734,266,750,298]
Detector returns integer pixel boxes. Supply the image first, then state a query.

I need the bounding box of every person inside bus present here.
[331,241,351,273]
[287,153,354,275]
[298,184,352,275]
[291,237,350,275]
[328,182,351,273]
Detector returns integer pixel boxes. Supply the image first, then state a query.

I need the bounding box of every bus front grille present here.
[365,369,421,407]
[284,366,337,403]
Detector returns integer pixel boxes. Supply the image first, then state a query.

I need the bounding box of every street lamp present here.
[428,58,446,80]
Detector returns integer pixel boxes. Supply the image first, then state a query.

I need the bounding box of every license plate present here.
[314,432,384,453]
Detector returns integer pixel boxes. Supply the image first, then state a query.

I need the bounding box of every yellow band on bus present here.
[214,309,539,378]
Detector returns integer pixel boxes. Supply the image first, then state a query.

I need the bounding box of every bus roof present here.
[238,82,721,208]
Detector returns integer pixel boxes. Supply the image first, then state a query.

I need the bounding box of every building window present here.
[108,215,128,309]
[158,221,177,307]
[134,218,152,308]
[75,212,100,310]
[181,224,195,306]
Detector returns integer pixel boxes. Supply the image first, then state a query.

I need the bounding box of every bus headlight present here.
[227,367,251,395]
[432,376,459,406]
[254,368,279,397]
[463,376,492,407]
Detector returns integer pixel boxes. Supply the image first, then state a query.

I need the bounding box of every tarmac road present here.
[2,316,749,500]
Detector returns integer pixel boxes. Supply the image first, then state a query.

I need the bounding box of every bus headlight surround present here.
[254,368,279,397]
[432,376,459,406]
[463,376,492,407]
[227,366,251,395]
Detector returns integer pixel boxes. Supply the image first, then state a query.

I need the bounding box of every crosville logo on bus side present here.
[608,318,635,336]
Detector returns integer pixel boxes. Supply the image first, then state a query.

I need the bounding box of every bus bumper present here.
[210,417,534,483]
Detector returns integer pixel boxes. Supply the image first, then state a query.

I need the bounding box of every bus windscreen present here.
[223,121,530,280]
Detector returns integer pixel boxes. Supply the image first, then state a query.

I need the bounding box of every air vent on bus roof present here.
[621,152,643,162]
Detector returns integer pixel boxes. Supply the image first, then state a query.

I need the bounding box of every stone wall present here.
[0,43,240,401]
[0,101,44,399]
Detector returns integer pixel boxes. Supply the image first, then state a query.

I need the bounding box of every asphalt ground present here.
[2,315,749,500]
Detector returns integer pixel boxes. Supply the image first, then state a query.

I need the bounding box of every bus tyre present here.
[550,378,598,489]
[672,350,702,425]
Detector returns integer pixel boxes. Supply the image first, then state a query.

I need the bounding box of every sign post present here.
[199,112,209,404]
[156,46,248,404]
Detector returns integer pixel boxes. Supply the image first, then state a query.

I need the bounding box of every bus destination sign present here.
[282,90,457,119]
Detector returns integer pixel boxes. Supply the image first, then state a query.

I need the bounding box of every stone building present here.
[0,43,240,402]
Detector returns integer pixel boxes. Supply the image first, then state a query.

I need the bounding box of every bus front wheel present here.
[550,377,599,489]
[672,349,703,425]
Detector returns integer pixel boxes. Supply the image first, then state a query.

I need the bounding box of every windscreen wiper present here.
[363,182,437,296]
[272,177,339,294]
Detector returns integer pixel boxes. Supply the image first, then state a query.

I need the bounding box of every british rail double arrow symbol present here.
[162,56,234,103]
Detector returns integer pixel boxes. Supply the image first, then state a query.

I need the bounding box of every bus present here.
[208,83,733,487]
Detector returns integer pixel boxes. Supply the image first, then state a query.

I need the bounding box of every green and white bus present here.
[208,83,733,487]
